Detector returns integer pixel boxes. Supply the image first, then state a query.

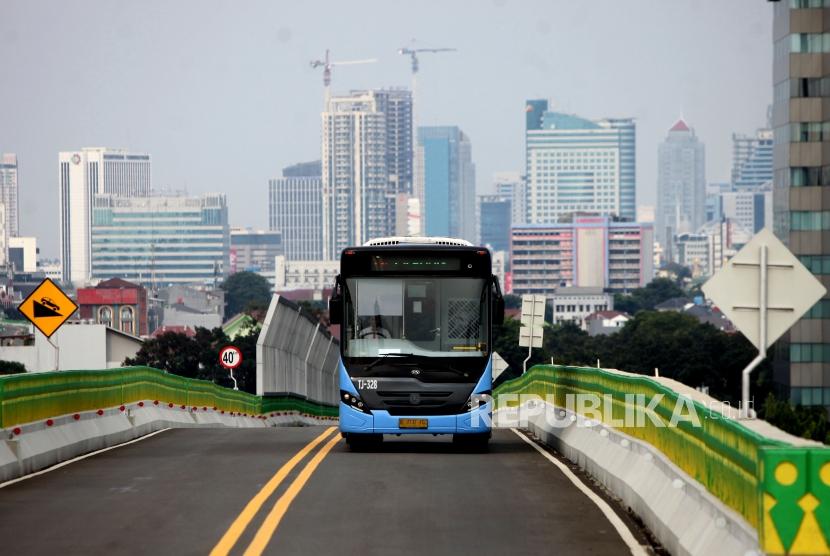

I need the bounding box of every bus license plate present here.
[399,418,428,429]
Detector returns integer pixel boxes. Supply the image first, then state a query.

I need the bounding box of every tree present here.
[221,271,272,319]
[124,331,204,379]
[760,394,829,445]
[0,360,26,375]
[613,278,686,315]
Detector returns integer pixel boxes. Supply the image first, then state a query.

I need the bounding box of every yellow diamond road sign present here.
[17,278,78,338]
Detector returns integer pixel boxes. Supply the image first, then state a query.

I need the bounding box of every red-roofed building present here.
[77,278,148,336]
[151,325,196,338]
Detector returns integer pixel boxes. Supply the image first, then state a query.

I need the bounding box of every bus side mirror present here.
[492,276,504,326]
[329,275,343,325]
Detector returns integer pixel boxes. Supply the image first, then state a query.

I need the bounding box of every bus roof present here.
[363,236,473,247]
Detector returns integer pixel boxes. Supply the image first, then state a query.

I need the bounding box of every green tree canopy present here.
[221,271,272,319]
[0,360,26,375]
[124,325,259,394]
[613,278,686,315]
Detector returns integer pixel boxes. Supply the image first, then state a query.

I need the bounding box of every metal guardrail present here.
[494,365,830,556]
[0,366,337,429]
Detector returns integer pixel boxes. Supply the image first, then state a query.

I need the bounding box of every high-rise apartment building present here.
[90,194,229,287]
[656,120,706,256]
[525,100,636,223]
[511,215,654,295]
[417,126,477,242]
[269,161,323,261]
[0,154,19,239]
[494,171,526,226]
[731,129,773,189]
[772,1,830,410]
[59,148,151,284]
[321,89,413,259]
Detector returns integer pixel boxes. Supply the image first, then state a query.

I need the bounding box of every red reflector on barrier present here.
[154,400,159,405]
[97,409,104,416]
[12,427,21,435]
[180,405,186,409]
[119,406,125,412]
[202,407,207,411]
[138,402,144,407]
[168,403,173,408]
[46,419,54,427]
[73,414,80,421]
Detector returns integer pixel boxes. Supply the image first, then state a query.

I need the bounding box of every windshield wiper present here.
[363,352,419,372]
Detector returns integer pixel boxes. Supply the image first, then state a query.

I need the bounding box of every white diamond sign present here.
[702,228,826,352]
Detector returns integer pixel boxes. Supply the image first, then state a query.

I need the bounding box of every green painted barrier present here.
[0,366,336,428]
[495,365,830,555]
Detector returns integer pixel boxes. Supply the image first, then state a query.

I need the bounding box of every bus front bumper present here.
[339,402,492,435]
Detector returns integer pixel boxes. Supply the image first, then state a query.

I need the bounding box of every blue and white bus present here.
[329,237,504,451]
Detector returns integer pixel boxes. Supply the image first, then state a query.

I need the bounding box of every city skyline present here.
[1,0,771,258]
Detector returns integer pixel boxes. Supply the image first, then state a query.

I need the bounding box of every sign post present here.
[702,229,826,418]
[519,294,546,373]
[219,345,243,390]
[17,278,79,371]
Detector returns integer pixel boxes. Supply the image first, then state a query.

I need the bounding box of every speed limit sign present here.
[219,345,242,369]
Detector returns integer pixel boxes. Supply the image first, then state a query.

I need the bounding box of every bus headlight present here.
[464,391,492,412]
[341,390,371,414]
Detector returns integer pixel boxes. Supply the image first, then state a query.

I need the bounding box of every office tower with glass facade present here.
[269,161,323,261]
[772,0,830,410]
[417,126,477,243]
[731,129,773,189]
[90,193,229,287]
[656,120,706,257]
[524,100,636,224]
[59,148,151,284]
[478,194,511,253]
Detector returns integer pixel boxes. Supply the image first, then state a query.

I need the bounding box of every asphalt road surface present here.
[0,427,648,555]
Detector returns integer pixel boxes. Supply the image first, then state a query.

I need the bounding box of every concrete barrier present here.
[0,401,335,483]
[495,401,760,556]
[256,295,340,405]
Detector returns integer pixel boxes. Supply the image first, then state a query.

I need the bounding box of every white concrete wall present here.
[0,324,142,372]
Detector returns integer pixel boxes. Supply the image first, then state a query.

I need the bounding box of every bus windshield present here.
[343,277,488,358]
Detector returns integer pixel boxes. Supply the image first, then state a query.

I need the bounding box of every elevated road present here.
[0,427,648,555]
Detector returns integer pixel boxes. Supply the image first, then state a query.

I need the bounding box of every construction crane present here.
[310,49,377,106]
[397,45,457,75]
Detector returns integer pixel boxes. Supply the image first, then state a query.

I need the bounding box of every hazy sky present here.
[1,0,772,258]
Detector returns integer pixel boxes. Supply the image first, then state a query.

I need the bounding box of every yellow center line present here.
[242,432,343,556]
[209,427,337,556]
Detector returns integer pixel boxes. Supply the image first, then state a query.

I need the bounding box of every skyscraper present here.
[59,148,151,284]
[731,129,773,189]
[478,194,511,252]
[494,172,526,226]
[524,100,636,223]
[90,193,229,286]
[772,1,830,410]
[656,120,706,256]
[269,161,323,261]
[0,154,19,238]
[417,126,476,242]
[321,89,412,259]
